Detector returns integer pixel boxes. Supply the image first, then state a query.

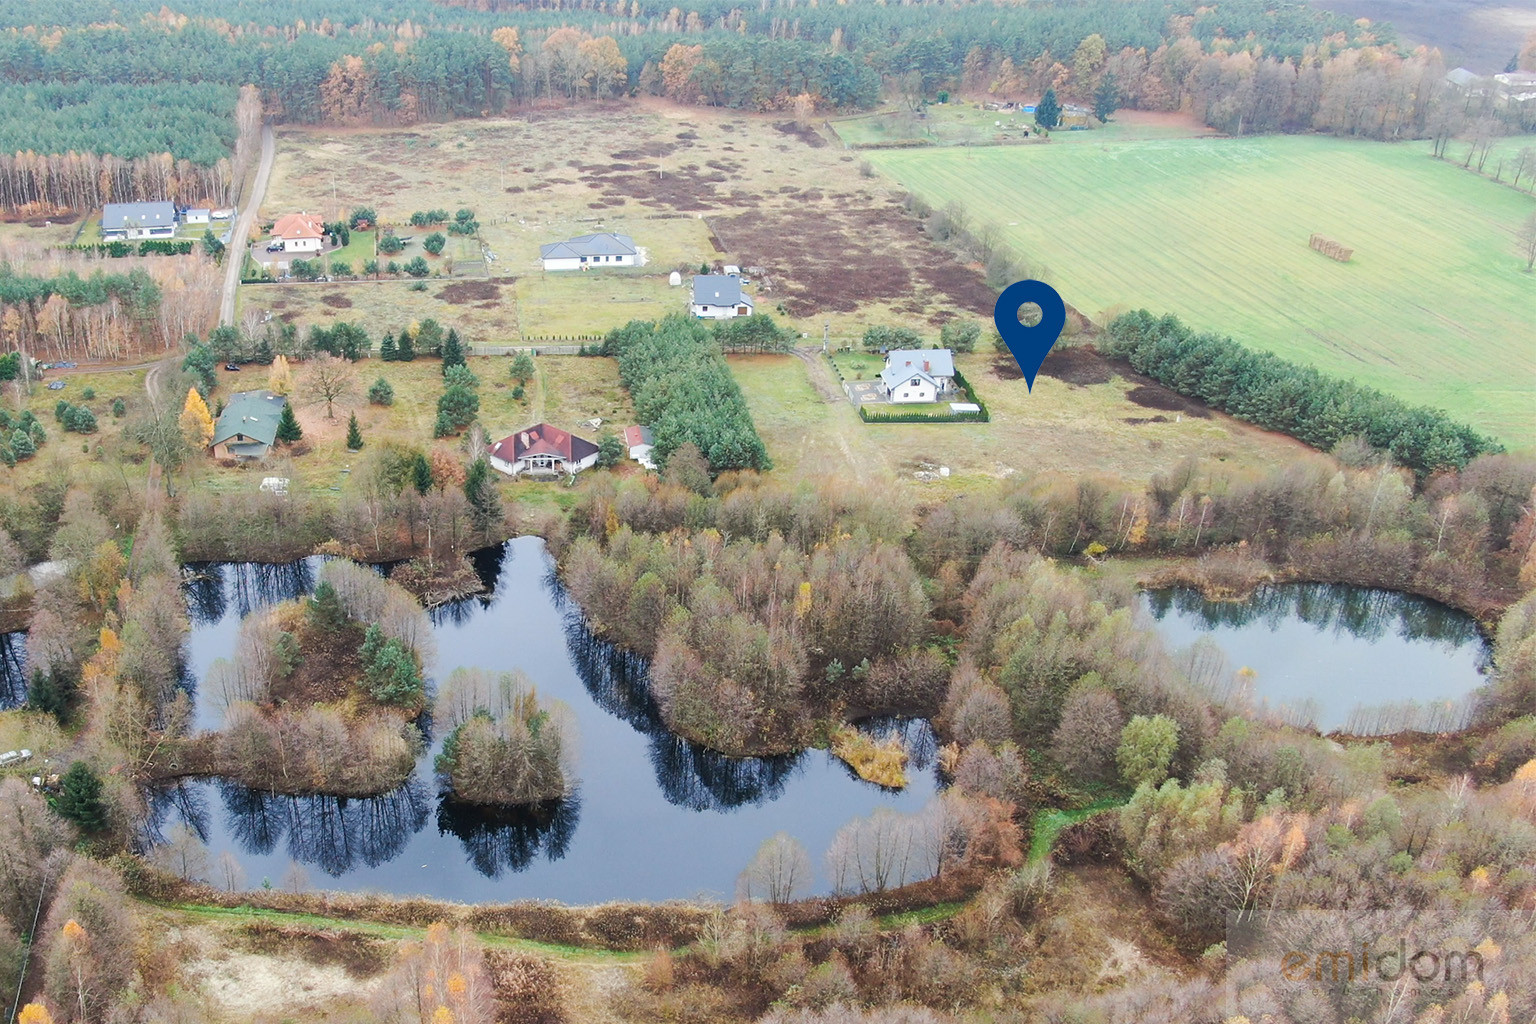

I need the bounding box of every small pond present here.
[148,538,940,904]
[1141,584,1492,733]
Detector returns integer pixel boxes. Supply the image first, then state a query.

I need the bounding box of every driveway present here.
[220,124,275,327]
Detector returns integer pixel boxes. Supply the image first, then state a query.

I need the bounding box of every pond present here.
[147,538,940,904]
[1141,584,1492,734]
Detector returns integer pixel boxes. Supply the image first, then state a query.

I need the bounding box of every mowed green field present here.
[871,136,1536,446]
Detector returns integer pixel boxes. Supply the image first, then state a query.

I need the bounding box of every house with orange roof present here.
[269,212,326,254]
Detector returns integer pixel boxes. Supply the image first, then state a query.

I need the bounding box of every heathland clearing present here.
[253,105,1000,346]
[871,135,1536,445]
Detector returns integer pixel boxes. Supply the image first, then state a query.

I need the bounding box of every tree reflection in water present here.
[560,602,802,811]
[138,780,213,849]
[1143,583,1487,656]
[183,559,318,628]
[217,775,431,876]
[435,792,581,878]
[0,631,27,710]
[426,544,509,628]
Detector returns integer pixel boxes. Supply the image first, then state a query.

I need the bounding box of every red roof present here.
[490,423,599,464]
[272,212,325,240]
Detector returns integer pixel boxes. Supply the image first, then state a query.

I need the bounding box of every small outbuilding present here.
[622,425,656,470]
[183,208,212,226]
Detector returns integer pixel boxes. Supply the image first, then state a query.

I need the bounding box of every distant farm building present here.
[489,423,600,478]
[183,208,211,226]
[881,349,956,404]
[539,232,639,271]
[211,390,288,460]
[270,212,326,254]
[690,274,754,319]
[102,201,177,241]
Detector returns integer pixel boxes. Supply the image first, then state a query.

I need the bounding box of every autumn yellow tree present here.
[17,1003,54,1024]
[179,387,214,449]
[491,26,521,74]
[268,354,292,395]
[579,36,627,98]
[660,43,703,100]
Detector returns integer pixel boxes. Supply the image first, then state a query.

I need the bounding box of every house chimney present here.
[520,432,530,446]
[923,360,931,373]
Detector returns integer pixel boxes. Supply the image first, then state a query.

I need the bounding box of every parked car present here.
[224,363,240,372]
[266,242,283,252]
[45,380,64,390]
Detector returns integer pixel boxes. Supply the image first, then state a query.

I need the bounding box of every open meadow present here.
[870,135,1536,446]
[730,346,1314,498]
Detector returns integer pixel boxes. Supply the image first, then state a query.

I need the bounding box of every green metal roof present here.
[211,390,287,448]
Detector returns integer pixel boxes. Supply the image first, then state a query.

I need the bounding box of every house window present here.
[911,378,921,387]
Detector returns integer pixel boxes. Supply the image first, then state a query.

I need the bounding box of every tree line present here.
[0,0,1413,131]
[1101,310,1502,478]
[0,255,219,362]
[604,314,771,473]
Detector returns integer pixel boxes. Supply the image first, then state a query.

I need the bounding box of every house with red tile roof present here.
[488,423,600,478]
[270,212,326,253]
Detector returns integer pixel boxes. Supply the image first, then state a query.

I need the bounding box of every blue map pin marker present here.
[993,279,1066,391]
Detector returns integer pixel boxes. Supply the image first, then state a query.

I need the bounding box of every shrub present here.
[436,386,479,434]
[862,325,922,352]
[81,387,95,401]
[597,431,624,468]
[368,377,394,406]
[404,256,429,278]
[940,319,981,353]
[329,260,352,277]
[423,232,446,255]
[359,624,424,707]
[1118,714,1181,788]
[378,232,404,255]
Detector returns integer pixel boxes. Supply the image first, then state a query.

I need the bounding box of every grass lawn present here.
[829,106,1212,149]
[870,135,1536,446]
[829,350,886,379]
[515,271,683,340]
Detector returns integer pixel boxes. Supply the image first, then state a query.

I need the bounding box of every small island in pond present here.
[434,667,579,807]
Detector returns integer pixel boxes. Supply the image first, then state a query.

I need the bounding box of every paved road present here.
[220,124,275,328]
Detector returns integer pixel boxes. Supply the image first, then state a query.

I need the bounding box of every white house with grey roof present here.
[101,201,177,241]
[881,349,956,404]
[540,232,639,271]
[690,274,754,319]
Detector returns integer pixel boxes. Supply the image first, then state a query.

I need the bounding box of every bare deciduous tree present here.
[300,354,355,420]
[738,832,812,904]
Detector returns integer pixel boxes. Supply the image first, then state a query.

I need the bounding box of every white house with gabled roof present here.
[690,274,753,319]
[881,349,956,404]
[540,232,639,271]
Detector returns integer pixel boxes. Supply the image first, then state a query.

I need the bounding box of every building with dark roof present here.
[690,274,754,319]
[102,201,177,241]
[210,390,289,460]
[488,423,601,477]
[539,232,639,270]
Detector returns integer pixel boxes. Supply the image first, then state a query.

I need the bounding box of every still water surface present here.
[150,538,939,903]
[1141,584,1491,732]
